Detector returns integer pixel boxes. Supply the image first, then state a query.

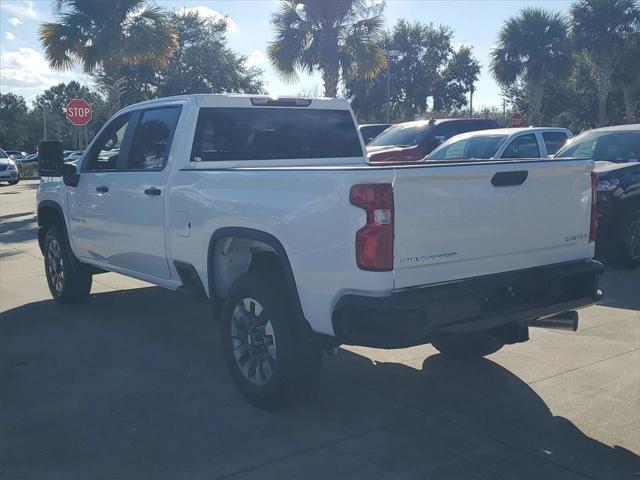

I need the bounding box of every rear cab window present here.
[191,107,363,161]
[542,131,569,155]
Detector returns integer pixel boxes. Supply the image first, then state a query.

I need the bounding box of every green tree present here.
[125,12,264,99]
[268,0,387,97]
[345,21,480,122]
[570,0,640,126]
[0,93,31,150]
[490,8,571,125]
[39,0,178,110]
[614,27,640,122]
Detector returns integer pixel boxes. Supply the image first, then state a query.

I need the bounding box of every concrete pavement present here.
[1,180,639,479]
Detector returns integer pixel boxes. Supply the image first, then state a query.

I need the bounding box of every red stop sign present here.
[66,98,92,126]
[510,112,526,128]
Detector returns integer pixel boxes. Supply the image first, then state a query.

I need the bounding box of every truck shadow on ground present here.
[0,286,637,479]
[0,211,38,245]
[597,267,640,311]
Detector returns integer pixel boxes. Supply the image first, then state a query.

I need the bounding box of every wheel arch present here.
[37,200,67,254]
[207,227,308,330]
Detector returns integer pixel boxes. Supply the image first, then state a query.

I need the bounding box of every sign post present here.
[66,98,92,149]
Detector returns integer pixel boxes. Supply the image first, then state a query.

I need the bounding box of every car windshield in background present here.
[427,135,507,161]
[191,108,362,161]
[368,124,427,148]
[556,130,640,163]
[0,149,8,159]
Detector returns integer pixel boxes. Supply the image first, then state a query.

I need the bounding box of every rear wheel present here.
[44,225,92,303]
[431,331,505,359]
[221,271,322,408]
[609,210,640,269]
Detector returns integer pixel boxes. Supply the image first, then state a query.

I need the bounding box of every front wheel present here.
[431,331,505,359]
[221,271,322,408]
[44,225,92,303]
[8,178,19,185]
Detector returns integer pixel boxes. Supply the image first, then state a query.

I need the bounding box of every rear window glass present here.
[191,108,362,161]
[542,131,569,155]
[369,124,427,148]
[428,135,507,161]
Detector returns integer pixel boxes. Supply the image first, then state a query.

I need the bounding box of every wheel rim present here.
[47,238,64,293]
[624,220,640,261]
[230,297,277,386]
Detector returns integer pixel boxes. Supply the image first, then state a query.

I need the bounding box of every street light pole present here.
[385,49,401,124]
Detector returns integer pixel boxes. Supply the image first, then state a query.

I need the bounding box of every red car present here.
[367,118,500,163]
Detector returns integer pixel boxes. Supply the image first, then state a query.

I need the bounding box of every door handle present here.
[96,186,109,193]
[144,187,161,196]
[491,171,528,187]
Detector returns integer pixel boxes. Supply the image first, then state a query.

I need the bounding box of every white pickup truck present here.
[36,95,603,407]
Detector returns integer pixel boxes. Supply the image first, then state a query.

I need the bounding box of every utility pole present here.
[503,99,507,126]
[385,49,401,124]
[469,86,474,117]
[43,105,48,141]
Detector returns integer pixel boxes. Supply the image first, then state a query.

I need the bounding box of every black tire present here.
[609,210,640,269]
[44,225,92,303]
[431,331,505,359]
[221,271,322,409]
[8,179,19,185]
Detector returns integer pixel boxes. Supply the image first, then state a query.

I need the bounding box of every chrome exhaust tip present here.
[530,311,579,332]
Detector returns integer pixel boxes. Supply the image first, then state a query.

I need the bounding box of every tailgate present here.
[392,159,594,289]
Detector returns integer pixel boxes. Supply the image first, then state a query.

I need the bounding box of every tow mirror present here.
[38,141,64,177]
[62,163,80,187]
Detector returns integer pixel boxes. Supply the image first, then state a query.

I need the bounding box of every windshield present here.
[556,130,640,163]
[427,134,508,161]
[369,123,427,148]
[0,149,8,159]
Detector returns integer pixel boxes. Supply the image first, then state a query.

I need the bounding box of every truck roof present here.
[120,94,352,111]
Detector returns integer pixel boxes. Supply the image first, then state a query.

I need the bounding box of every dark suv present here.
[367,118,500,163]
[555,124,640,268]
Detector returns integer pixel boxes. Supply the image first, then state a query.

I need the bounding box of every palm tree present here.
[267,0,387,97]
[570,0,640,126]
[490,8,571,125]
[39,0,178,110]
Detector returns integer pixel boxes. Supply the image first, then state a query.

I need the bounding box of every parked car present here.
[367,118,499,162]
[3,149,27,160]
[555,124,640,268]
[0,148,20,185]
[426,127,573,161]
[65,150,84,162]
[36,94,602,408]
[15,153,39,178]
[358,123,391,144]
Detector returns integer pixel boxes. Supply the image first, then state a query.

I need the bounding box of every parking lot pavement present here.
[1,179,638,480]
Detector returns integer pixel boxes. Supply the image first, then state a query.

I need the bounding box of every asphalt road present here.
[1,180,639,480]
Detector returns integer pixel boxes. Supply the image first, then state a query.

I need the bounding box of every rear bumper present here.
[332,260,604,348]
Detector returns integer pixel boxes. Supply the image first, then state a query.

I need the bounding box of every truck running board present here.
[530,311,579,332]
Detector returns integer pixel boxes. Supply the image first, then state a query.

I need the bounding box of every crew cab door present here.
[69,106,181,279]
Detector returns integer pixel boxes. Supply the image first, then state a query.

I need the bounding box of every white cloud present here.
[247,50,266,67]
[0,1,38,21]
[4,32,16,41]
[0,47,76,90]
[177,6,238,33]
[8,17,23,27]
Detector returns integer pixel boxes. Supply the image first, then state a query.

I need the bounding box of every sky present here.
[0,0,574,107]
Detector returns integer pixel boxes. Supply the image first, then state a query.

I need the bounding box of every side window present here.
[83,113,132,171]
[542,132,569,155]
[126,107,181,170]
[503,134,540,158]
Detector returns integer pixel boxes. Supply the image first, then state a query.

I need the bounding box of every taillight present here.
[590,171,598,242]
[350,184,394,271]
